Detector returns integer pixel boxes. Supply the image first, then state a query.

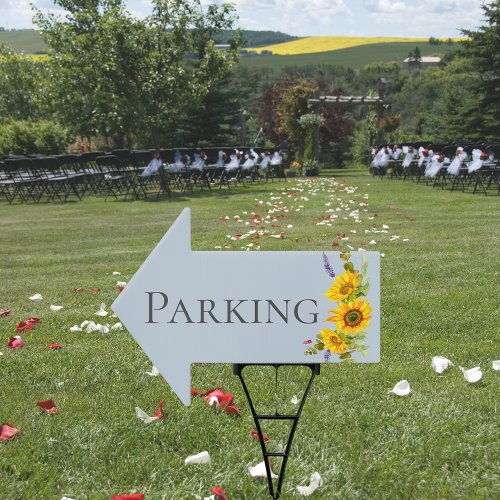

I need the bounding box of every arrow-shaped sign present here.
[112,208,380,405]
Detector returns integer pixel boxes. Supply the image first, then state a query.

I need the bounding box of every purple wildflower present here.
[324,349,332,362]
[322,252,335,278]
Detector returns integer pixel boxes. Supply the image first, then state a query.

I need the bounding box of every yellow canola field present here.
[249,36,459,55]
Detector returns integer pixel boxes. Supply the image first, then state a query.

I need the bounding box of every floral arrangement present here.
[480,152,489,160]
[302,159,320,176]
[304,253,371,362]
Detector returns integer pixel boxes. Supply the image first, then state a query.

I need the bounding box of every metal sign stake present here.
[234,363,320,499]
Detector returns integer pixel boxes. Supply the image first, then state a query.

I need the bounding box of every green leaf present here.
[344,262,355,273]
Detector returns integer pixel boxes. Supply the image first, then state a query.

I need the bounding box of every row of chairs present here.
[0,149,287,204]
[372,143,500,196]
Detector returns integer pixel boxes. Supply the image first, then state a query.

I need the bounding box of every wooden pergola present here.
[308,94,388,147]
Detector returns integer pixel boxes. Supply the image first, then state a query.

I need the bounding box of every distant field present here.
[239,42,460,70]
[248,36,440,55]
[0,30,47,53]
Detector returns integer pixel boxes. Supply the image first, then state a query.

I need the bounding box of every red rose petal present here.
[8,336,24,349]
[91,288,100,294]
[211,486,227,500]
[26,316,41,324]
[190,387,201,396]
[118,286,125,293]
[217,392,234,409]
[224,404,241,417]
[112,495,144,500]
[36,399,58,414]
[250,429,269,441]
[0,309,12,317]
[73,287,84,292]
[154,400,164,418]
[48,343,62,349]
[15,321,31,333]
[203,388,225,401]
[331,242,339,248]
[0,423,21,441]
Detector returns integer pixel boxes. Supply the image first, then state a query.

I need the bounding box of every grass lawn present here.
[0,170,498,499]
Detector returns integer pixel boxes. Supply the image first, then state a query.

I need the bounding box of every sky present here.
[0,0,485,38]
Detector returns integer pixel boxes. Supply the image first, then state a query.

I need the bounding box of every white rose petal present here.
[432,356,453,374]
[50,305,63,311]
[291,395,299,405]
[30,293,43,302]
[111,322,123,331]
[112,271,121,276]
[460,366,482,383]
[95,303,108,317]
[389,380,411,396]
[85,321,98,332]
[97,324,110,334]
[116,281,127,287]
[185,451,211,465]
[296,472,323,497]
[492,360,500,371]
[248,461,278,479]
[80,320,90,328]
[0,352,3,356]
[135,406,160,424]
[70,325,82,332]
[145,365,160,377]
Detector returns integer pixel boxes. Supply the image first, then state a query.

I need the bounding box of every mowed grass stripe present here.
[0,172,498,498]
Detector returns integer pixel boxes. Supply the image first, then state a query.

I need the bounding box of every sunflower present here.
[324,270,359,301]
[326,299,372,334]
[320,328,348,354]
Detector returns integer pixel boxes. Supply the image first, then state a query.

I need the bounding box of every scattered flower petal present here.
[111,322,123,331]
[296,472,323,497]
[249,461,278,479]
[50,305,63,311]
[73,287,84,292]
[389,380,411,396]
[97,324,110,333]
[116,281,127,288]
[431,356,453,374]
[210,486,227,500]
[0,309,12,317]
[460,366,482,383]
[111,495,144,500]
[91,288,100,294]
[48,343,62,349]
[8,336,24,349]
[224,404,241,417]
[16,321,34,333]
[250,429,269,442]
[112,271,121,276]
[185,451,211,465]
[70,325,82,332]
[29,293,43,302]
[291,395,299,405]
[190,387,201,396]
[492,360,500,371]
[145,365,160,377]
[0,423,21,441]
[36,399,58,414]
[95,304,108,317]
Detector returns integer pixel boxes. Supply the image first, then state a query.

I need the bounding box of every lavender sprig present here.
[322,252,335,278]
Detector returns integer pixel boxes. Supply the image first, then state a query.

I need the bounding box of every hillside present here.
[0,28,298,54]
[239,41,460,70]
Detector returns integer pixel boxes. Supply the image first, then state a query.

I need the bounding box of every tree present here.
[461,0,500,138]
[34,0,242,148]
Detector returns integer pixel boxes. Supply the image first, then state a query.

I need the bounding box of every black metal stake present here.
[234,363,320,499]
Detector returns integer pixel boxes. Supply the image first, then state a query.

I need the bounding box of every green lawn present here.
[0,171,498,499]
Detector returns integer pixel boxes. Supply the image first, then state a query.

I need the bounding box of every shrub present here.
[0,119,71,155]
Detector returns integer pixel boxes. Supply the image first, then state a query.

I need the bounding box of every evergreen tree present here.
[461,0,500,139]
